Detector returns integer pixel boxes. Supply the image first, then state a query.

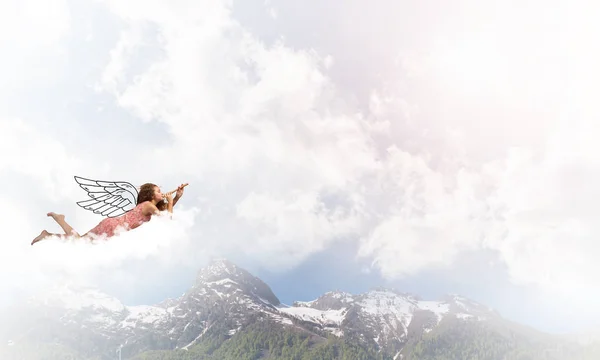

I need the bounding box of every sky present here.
[0,0,599,336]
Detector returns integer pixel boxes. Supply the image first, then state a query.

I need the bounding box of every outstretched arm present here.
[173,183,187,206]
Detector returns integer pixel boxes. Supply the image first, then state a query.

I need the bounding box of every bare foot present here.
[47,212,65,222]
[31,230,50,245]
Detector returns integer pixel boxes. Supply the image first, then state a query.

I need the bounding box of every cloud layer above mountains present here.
[1,0,598,327]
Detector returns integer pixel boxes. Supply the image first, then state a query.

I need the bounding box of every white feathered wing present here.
[74,176,139,218]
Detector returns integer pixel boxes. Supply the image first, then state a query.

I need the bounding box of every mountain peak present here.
[366,287,422,301]
[197,258,238,278]
[292,290,355,310]
[193,258,280,306]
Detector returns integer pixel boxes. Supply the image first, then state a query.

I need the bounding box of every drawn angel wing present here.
[74,176,139,218]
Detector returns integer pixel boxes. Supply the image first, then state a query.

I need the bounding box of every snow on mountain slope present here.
[276,288,496,351]
[293,290,354,310]
[278,306,348,327]
[121,305,169,328]
[417,300,450,321]
[357,290,416,329]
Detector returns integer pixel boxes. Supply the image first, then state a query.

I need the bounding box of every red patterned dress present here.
[86,201,152,237]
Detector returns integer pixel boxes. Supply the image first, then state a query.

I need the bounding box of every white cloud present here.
[358,55,600,307]
[93,0,379,270]
[0,0,70,48]
[0,0,70,101]
[81,0,600,300]
[341,1,600,319]
[485,124,600,293]
[235,190,361,269]
[357,146,490,278]
[2,0,600,334]
[0,118,92,202]
[1,0,376,307]
[0,206,200,306]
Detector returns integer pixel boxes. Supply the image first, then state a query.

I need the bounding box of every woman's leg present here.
[47,212,80,237]
[31,212,82,245]
[31,230,65,245]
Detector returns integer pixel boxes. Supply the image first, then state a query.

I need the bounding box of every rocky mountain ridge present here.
[0,259,593,360]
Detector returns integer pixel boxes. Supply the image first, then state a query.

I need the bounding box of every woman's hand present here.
[176,183,187,198]
[165,193,174,215]
[173,183,188,207]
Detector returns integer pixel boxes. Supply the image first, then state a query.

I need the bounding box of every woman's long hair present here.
[137,183,167,211]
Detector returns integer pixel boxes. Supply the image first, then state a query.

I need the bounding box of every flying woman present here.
[31,181,187,245]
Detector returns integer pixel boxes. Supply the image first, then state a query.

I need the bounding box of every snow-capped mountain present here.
[278,288,499,355]
[0,259,586,360]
